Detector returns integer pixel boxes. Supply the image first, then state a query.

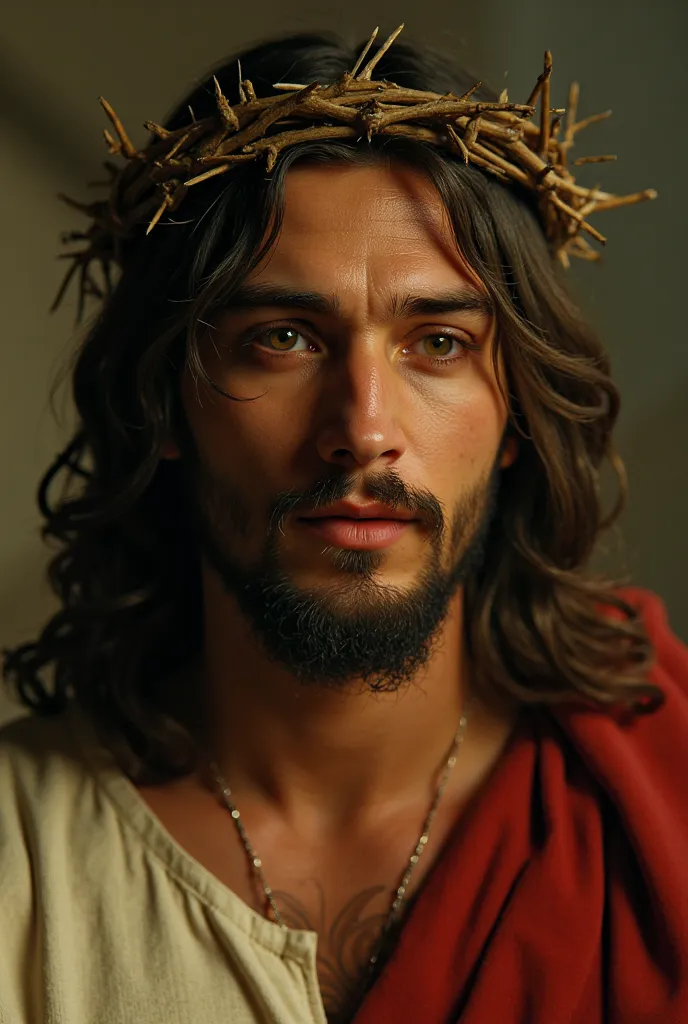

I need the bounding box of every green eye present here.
[420,335,455,357]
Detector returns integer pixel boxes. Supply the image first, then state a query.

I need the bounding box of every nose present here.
[313,339,408,471]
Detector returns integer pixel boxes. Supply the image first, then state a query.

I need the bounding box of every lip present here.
[300,501,416,521]
[297,516,413,550]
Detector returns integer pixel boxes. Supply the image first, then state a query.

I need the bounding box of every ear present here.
[499,432,519,470]
[160,439,181,460]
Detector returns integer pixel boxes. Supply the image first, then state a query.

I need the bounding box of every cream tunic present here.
[0,704,328,1024]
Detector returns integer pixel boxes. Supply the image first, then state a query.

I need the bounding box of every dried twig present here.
[357,24,405,80]
[350,26,379,78]
[572,109,612,134]
[574,154,617,165]
[446,124,469,164]
[591,189,657,212]
[98,97,138,159]
[538,51,553,157]
[53,24,658,320]
[213,76,240,131]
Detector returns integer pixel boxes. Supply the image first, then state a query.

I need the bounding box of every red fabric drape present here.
[355,587,688,1023]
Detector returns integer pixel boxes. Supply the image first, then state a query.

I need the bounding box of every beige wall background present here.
[2,0,686,726]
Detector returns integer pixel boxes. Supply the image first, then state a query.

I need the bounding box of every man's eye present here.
[411,333,481,363]
[255,328,308,352]
[417,334,462,358]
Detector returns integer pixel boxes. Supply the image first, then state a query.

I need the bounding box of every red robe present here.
[356,588,688,1023]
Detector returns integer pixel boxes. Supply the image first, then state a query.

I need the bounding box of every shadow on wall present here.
[0,41,97,182]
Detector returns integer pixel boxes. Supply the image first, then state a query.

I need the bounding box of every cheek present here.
[413,398,505,486]
[406,362,508,473]
[180,368,300,472]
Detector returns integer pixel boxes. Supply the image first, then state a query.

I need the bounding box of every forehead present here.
[249,163,481,295]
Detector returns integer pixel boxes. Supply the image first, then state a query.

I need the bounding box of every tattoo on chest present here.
[270,881,397,1022]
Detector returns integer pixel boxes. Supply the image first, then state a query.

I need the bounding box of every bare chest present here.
[135,783,449,1020]
[135,708,519,1020]
[266,874,402,1023]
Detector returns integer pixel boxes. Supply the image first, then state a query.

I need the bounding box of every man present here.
[1,27,686,1024]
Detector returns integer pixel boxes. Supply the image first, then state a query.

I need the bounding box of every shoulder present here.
[0,707,91,1014]
[0,704,97,855]
[0,704,85,792]
[549,586,688,853]
[612,585,688,702]
[552,585,688,778]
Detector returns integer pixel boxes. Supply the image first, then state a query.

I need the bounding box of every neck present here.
[184,570,505,831]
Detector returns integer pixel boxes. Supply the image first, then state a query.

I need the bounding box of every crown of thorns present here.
[53,23,657,322]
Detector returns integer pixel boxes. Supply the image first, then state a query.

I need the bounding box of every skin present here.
[153,162,520,1018]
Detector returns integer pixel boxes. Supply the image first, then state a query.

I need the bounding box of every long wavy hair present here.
[2,30,663,783]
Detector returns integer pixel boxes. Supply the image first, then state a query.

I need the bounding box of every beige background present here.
[2,0,686,726]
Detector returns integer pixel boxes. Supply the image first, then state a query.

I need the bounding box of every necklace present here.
[209,702,471,980]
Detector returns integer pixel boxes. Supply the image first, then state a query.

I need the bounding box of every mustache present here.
[268,472,444,538]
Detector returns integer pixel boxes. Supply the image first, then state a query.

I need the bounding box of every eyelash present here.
[242,324,481,367]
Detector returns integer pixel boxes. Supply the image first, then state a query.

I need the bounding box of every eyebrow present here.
[222,283,494,322]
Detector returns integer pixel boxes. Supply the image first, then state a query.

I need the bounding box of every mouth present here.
[297,515,415,551]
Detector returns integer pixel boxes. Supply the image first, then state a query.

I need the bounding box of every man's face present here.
[177,163,517,691]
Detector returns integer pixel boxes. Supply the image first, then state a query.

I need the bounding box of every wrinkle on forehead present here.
[250,164,484,322]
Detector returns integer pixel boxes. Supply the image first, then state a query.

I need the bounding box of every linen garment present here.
[0,586,686,1024]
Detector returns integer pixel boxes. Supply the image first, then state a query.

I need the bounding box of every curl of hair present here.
[2,31,662,783]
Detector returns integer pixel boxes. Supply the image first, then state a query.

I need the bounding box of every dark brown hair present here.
[2,31,663,783]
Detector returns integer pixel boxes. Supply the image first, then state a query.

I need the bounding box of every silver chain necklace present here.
[209,703,470,977]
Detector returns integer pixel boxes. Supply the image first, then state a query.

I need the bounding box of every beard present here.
[182,438,507,694]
